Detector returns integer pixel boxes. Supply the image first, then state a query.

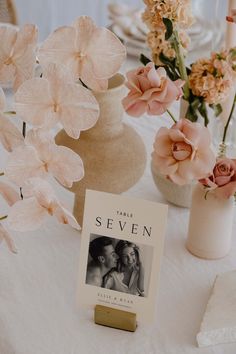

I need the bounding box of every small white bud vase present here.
[186,183,235,259]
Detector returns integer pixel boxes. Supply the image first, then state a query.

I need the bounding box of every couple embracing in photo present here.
[86,236,145,297]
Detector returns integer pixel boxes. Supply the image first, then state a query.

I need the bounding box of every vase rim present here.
[93,73,125,94]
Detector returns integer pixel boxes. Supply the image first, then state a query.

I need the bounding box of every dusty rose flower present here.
[152,119,216,185]
[15,63,99,139]
[226,9,236,23]
[122,62,184,117]
[38,16,126,91]
[199,158,236,199]
[5,128,84,188]
[7,178,80,231]
[0,87,23,152]
[189,54,233,104]
[0,24,38,91]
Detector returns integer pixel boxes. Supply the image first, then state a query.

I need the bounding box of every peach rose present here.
[199,158,236,198]
[152,119,216,185]
[122,63,184,117]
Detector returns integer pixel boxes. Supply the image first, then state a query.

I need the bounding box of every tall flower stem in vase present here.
[172,30,190,101]
[218,93,236,157]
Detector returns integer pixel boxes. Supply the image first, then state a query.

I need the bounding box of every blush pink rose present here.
[122,62,184,117]
[199,158,236,198]
[152,119,216,185]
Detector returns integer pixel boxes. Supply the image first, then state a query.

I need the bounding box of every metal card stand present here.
[94,305,137,332]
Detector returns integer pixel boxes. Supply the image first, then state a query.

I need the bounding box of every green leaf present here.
[163,18,173,40]
[198,101,209,126]
[159,52,179,80]
[209,103,222,117]
[139,54,151,66]
[186,105,198,122]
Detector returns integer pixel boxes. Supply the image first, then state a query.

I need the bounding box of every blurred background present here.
[11,0,227,41]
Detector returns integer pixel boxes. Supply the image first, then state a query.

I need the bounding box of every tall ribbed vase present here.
[56,74,146,225]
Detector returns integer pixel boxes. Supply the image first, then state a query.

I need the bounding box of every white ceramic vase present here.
[186,183,235,259]
[56,73,146,224]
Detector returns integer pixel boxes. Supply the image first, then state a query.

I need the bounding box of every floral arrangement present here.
[122,1,236,200]
[0,17,126,252]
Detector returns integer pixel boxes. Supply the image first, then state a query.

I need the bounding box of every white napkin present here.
[197,270,236,347]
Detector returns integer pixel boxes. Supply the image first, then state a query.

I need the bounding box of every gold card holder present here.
[94,305,137,332]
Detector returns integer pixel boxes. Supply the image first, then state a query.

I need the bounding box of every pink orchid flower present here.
[0,24,38,91]
[5,128,84,187]
[0,181,20,206]
[0,224,17,253]
[0,181,20,253]
[7,178,80,231]
[152,119,216,185]
[0,87,24,151]
[15,63,99,139]
[123,63,184,117]
[38,16,126,91]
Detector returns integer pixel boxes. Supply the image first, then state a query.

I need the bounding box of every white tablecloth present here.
[0,58,236,354]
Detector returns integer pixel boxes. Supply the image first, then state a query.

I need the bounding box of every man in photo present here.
[86,236,118,287]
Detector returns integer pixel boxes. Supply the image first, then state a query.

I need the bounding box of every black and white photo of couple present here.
[86,235,153,297]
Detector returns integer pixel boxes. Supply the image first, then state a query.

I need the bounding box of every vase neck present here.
[85,74,126,139]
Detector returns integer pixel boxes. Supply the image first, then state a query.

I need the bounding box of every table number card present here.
[77,190,168,323]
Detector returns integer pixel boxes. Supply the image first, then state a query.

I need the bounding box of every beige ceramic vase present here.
[186,183,235,259]
[56,73,146,225]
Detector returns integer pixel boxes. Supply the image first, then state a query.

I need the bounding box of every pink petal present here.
[0,114,24,152]
[48,145,84,187]
[13,45,37,92]
[153,131,175,158]
[22,178,58,209]
[147,101,167,115]
[57,82,99,139]
[152,152,178,176]
[54,204,81,230]
[5,145,46,186]
[15,78,54,126]
[80,58,108,91]
[12,24,38,91]
[7,197,47,231]
[87,26,126,80]
[73,16,96,53]
[0,223,17,253]
[13,24,38,56]
[0,181,20,205]
[0,26,17,67]
[43,62,74,101]
[124,99,147,117]
[38,26,77,72]
[0,87,6,111]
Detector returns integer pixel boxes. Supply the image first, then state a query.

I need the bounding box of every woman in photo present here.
[103,240,145,296]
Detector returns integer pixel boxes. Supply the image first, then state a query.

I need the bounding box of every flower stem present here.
[22,122,26,138]
[167,109,177,123]
[4,111,16,115]
[222,93,236,144]
[0,215,7,221]
[172,30,190,100]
